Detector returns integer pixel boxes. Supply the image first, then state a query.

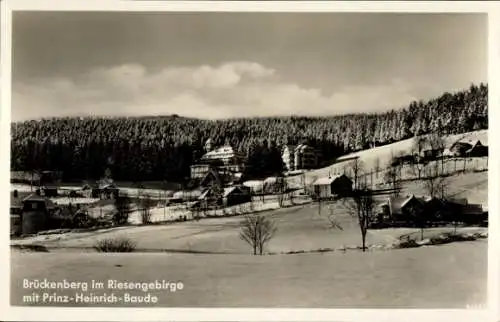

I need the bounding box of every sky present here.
[11,12,487,121]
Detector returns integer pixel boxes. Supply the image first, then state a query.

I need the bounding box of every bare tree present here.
[140,193,155,224]
[349,158,364,190]
[422,162,449,199]
[342,182,375,252]
[412,136,429,179]
[327,205,344,231]
[427,133,446,175]
[113,193,132,226]
[240,215,277,255]
[384,155,401,197]
[276,175,287,208]
[374,157,381,179]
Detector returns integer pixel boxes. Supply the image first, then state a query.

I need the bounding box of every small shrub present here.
[429,232,479,245]
[94,237,136,252]
[11,244,49,252]
[141,209,152,225]
[395,238,420,249]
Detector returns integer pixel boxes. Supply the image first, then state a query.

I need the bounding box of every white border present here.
[1,1,498,321]
[487,7,500,322]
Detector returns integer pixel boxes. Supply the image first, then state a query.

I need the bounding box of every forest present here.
[10,83,488,183]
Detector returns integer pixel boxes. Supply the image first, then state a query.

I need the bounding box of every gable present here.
[333,175,353,186]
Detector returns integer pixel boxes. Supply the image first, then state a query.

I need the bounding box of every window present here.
[30,202,37,210]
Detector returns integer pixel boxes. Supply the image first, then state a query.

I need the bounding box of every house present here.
[82,183,100,198]
[242,180,265,194]
[100,183,119,199]
[294,144,319,170]
[465,140,488,157]
[199,166,233,188]
[379,195,425,223]
[171,189,203,203]
[263,176,285,194]
[419,196,446,221]
[443,142,473,158]
[444,198,484,223]
[420,148,441,160]
[82,181,119,199]
[190,163,212,179]
[197,187,223,209]
[10,190,57,235]
[375,195,485,226]
[198,185,251,209]
[10,190,31,236]
[10,170,62,186]
[200,145,247,172]
[282,145,296,171]
[282,144,320,171]
[223,186,251,206]
[11,171,41,185]
[311,174,353,199]
[41,185,59,197]
[191,143,246,183]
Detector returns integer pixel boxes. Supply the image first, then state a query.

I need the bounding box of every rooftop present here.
[312,174,348,185]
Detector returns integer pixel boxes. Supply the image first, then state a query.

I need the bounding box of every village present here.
[10,132,488,239]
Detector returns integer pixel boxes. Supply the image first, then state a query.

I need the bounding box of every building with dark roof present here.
[10,190,57,236]
[375,194,485,226]
[311,174,353,199]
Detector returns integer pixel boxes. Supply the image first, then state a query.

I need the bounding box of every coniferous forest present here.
[10,83,488,183]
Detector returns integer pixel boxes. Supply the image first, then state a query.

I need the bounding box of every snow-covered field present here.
[11,194,486,255]
[301,129,488,185]
[11,240,486,307]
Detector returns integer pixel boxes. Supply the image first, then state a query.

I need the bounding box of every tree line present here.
[11,83,488,183]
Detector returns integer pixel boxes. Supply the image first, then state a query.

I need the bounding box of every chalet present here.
[200,145,246,173]
[375,195,485,226]
[10,190,57,235]
[197,187,223,209]
[311,174,353,199]
[465,140,488,157]
[198,185,251,209]
[443,198,484,224]
[418,196,448,222]
[223,186,251,206]
[377,195,446,223]
[191,142,246,184]
[443,142,473,158]
[386,195,424,222]
[199,167,231,188]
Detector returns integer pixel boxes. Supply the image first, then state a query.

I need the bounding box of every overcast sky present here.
[11,12,487,121]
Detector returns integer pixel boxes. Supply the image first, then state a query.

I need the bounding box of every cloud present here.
[12,61,422,121]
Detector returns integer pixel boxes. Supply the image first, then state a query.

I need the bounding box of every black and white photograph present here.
[1,1,497,320]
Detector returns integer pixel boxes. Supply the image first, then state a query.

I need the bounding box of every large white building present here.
[190,142,246,183]
[200,145,247,173]
[282,144,319,171]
